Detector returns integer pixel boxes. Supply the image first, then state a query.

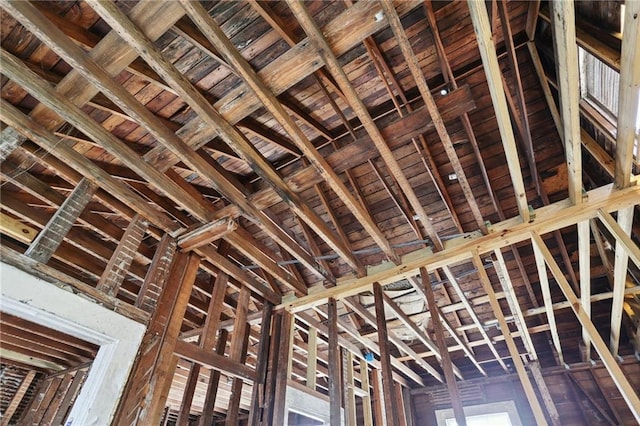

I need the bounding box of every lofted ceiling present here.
[0,0,638,423]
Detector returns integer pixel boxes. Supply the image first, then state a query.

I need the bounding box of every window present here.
[435,401,523,426]
[579,47,619,122]
[445,411,512,426]
[578,46,640,165]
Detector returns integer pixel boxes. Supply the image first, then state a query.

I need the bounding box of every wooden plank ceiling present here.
[0,0,638,422]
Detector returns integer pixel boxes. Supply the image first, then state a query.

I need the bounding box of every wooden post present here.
[272,311,293,425]
[421,268,466,426]
[327,297,342,425]
[371,367,386,426]
[248,302,273,426]
[373,283,400,426]
[345,351,357,425]
[226,286,251,425]
[306,326,318,389]
[112,250,198,426]
[198,330,229,426]
[360,359,374,426]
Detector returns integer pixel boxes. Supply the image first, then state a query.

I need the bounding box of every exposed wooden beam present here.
[532,239,565,366]
[342,297,444,383]
[195,245,280,305]
[373,283,400,426]
[287,0,442,250]
[529,362,561,426]
[550,0,583,204]
[0,0,184,161]
[578,219,592,360]
[382,0,487,234]
[598,208,637,355]
[181,0,398,265]
[0,49,213,224]
[616,0,640,187]
[467,0,530,222]
[281,183,639,312]
[530,232,640,423]
[497,0,542,197]
[492,249,537,361]
[471,252,548,425]
[88,0,362,276]
[173,340,256,383]
[421,268,466,426]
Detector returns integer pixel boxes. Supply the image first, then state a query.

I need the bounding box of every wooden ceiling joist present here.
[287,0,443,251]
[0,0,185,163]
[282,183,639,312]
[180,0,397,268]
[83,0,349,281]
[467,0,530,223]
[2,1,640,423]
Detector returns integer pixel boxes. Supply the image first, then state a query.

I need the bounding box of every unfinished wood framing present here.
[2,1,639,424]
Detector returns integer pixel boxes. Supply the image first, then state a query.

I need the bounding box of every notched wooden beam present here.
[178,216,238,251]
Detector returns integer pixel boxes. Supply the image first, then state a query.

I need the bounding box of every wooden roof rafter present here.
[179,0,399,268]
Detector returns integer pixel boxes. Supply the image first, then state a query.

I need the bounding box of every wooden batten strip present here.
[24,178,96,264]
[97,214,148,297]
[136,234,177,311]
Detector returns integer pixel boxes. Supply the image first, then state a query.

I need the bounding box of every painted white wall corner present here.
[0,261,146,426]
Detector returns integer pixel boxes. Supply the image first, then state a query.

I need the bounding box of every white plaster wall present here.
[0,262,146,425]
